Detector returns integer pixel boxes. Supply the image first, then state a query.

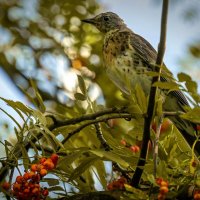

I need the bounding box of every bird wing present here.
[126,30,189,106]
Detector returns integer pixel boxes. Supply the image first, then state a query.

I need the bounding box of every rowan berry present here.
[42,189,49,196]
[31,164,38,172]
[51,153,59,165]
[160,186,169,194]
[1,182,10,190]
[40,169,47,177]
[16,175,23,184]
[43,159,55,170]
[120,139,126,146]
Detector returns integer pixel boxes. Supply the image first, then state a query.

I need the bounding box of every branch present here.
[48,107,128,131]
[59,113,143,148]
[131,0,169,187]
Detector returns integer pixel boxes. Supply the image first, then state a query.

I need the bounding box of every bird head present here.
[82,12,125,33]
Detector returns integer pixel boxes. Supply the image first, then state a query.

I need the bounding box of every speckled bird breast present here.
[103,29,152,95]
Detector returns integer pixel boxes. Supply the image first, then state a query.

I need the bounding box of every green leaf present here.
[43,127,65,150]
[42,178,60,186]
[145,71,160,77]
[177,72,192,82]
[4,140,12,158]
[90,150,129,168]
[69,156,99,181]
[30,80,46,113]
[74,92,86,101]
[146,174,156,185]
[135,84,147,113]
[21,145,30,171]
[77,75,87,95]
[153,81,180,91]
[156,160,168,179]
[29,141,39,155]
[185,80,197,94]
[93,160,107,189]
[59,150,88,166]
[124,184,148,199]
[32,110,46,126]
[48,186,65,192]
[0,107,21,129]
[0,97,32,116]
[181,107,200,124]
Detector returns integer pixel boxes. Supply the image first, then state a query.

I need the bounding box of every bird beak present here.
[81,18,96,25]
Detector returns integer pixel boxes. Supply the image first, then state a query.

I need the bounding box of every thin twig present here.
[153,116,163,177]
[163,111,184,116]
[131,0,169,187]
[94,123,111,151]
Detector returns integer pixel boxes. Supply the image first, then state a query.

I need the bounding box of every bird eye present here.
[103,16,109,21]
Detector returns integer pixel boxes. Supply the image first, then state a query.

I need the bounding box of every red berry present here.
[130,146,136,152]
[16,176,23,184]
[156,177,163,186]
[118,177,127,184]
[196,125,200,131]
[160,120,171,133]
[32,173,41,182]
[13,183,21,191]
[40,157,47,164]
[160,186,169,194]
[51,154,59,166]
[120,139,126,146]
[37,164,44,171]
[23,188,30,194]
[28,171,35,179]
[194,193,200,200]
[160,180,168,187]
[134,145,140,153]
[107,183,113,191]
[32,187,40,195]
[2,182,10,190]
[192,160,198,168]
[42,189,49,196]
[23,172,30,180]
[31,164,38,172]
[152,120,171,133]
[40,169,47,177]
[43,159,55,170]
[194,189,200,195]
[34,183,40,188]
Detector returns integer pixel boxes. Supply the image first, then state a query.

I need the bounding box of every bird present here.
[82,12,199,154]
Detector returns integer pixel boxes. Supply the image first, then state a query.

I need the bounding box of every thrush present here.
[82,12,199,154]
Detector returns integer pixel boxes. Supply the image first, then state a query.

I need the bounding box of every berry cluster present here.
[120,139,140,153]
[107,177,127,191]
[156,178,169,200]
[1,154,58,200]
[194,189,200,200]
